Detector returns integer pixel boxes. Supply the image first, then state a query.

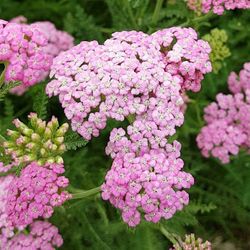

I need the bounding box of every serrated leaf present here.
[64,130,88,150]
[0,81,20,102]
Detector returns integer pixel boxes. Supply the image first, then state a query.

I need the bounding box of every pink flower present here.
[6,162,71,227]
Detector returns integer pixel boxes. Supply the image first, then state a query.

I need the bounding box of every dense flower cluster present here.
[0,175,15,248]
[102,129,194,226]
[46,28,211,226]
[171,234,212,250]
[3,221,63,250]
[3,113,68,167]
[8,17,74,95]
[197,62,250,163]
[0,19,51,86]
[6,161,71,227]
[202,28,230,74]
[187,0,250,15]
[46,28,212,140]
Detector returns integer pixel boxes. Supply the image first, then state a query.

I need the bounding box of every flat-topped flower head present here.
[3,113,68,166]
[0,175,15,248]
[102,146,194,227]
[187,0,250,15]
[0,19,51,86]
[7,17,74,95]
[3,221,63,250]
[6,161,71,227]
[197,62,250,163]
[46,28,211,141]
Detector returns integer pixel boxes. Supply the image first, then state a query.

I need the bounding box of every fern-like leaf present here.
[64,130,88,150]
[0,81,20,102]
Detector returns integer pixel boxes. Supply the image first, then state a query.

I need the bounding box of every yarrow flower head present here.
[171,234,212,250]
[0,19,51,86]
[8,17,74,95]
[102,127,194,227]
[46,28,211,141]
[187,0,250,15]
[3,113,68,166]
[197,62,250,163]
[0,175,15,248]
[6,161,71,227]
[3,221,63,250]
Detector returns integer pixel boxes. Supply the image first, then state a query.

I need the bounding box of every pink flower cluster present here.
[0,175,15,248]
[102,129,194,226]
[3,221,63,250]
[7,17,74,95]
[0,161,13,173]
[45,28,211,226]
[187,0,250,15]
[6,161,71,227]
[197,62,250,163]
[46,28,211,141]
[0,19,51,86]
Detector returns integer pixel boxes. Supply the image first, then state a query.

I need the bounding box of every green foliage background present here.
[0,0,250,249]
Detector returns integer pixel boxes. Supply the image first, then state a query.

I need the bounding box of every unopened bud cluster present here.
[171,234,212,250]
[4,113,69,166]
[203,29,230,74]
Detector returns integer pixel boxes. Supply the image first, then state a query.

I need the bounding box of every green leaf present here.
[64,130,88,150]
[0,81,20,102]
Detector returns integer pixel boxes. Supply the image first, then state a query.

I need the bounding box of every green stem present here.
[152,0,163,25]
[0,62,9,88]
[0,134,7,142]
[179,12,214,27]
[124,0,138,29]
[159,225,178,245]
[126,114,135,124]
[71,186,101,200]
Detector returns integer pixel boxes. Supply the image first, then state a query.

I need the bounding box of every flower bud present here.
[31,133,41,142]
[55,123,69,137]
[54,137,64,145]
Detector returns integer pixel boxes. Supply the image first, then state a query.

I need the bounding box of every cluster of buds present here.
[3,113,68,166]
[171,234,212,250]
[197,62,250,163]
[202,29,230,74]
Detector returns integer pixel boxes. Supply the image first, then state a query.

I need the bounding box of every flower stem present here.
[0,62,9,88]
[179,12,214,27]
[71,186,101,200]
[152,0,163,25]
[159,224,178,245]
